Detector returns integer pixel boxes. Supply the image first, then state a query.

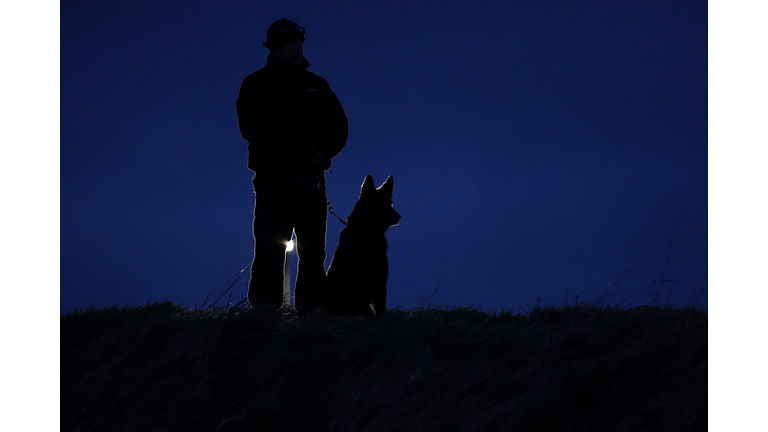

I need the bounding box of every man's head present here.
[264,19,307,66]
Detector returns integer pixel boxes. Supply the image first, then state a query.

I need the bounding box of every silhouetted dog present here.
[323,174,400,317]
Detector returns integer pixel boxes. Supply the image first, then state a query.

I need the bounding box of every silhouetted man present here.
[236,19,348,315]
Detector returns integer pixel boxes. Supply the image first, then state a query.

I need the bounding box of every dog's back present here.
[324,174,400,317]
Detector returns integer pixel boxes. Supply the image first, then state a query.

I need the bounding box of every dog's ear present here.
[379,175,393,197]
[361,174,376,197]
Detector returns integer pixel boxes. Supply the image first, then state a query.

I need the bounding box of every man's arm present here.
[309,77,348,171]
[323,86,349,161]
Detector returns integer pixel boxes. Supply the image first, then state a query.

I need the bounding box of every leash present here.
[317,175,348,226]
[327,199,348,226]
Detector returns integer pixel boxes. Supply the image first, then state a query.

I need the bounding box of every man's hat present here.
[263,19,308,50]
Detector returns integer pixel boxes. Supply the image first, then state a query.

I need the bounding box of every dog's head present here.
[348,174,401,231]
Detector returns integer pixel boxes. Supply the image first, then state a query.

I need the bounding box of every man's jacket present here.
[236,55,349,174]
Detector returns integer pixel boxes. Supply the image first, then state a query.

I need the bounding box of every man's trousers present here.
[248,169,327,316]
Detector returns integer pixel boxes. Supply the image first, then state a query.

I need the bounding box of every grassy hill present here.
[61,301,706,431]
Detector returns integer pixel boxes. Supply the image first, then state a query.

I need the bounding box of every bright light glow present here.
[286,240,294,252]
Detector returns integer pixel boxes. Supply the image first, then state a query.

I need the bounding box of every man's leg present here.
[293,185,328,317]
[248,174,294,308]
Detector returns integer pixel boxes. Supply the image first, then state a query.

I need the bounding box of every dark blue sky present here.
[60,0,708,314]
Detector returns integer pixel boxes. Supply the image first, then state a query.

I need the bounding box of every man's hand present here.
[309,150,325,171]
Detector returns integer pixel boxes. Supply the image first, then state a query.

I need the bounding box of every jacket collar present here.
[266,54,310,75]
